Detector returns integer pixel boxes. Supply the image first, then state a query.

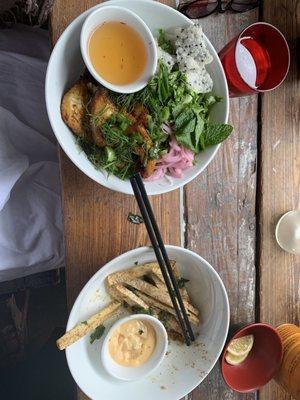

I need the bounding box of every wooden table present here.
[51,1,299,399]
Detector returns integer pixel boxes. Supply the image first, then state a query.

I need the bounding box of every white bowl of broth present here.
[80,6,157,93]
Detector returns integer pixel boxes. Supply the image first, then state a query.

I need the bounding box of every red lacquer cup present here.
[219,22,290,97]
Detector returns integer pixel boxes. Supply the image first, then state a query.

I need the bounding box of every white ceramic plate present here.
[66,246,230,400]
[45,0,229,195]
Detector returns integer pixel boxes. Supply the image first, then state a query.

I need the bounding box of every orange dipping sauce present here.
[88,21,147,85]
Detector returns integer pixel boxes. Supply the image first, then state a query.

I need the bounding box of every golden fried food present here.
[142,159,157,179]
[56,301,121,350]
[61,80,90,140]
[89,88,117,148]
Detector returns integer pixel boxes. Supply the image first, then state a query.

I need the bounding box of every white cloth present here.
[0,25,64,281]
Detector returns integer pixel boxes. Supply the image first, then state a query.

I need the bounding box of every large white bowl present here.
[65,245,230,400]
[46,0,229,195]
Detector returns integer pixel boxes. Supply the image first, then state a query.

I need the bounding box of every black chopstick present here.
[130,173,195,345]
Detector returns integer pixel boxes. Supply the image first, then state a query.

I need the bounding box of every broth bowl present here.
[46,0,229,195]
[80,6,157,94]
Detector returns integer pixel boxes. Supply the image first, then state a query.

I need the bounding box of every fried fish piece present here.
[89,88,117,148]
[61,80,90,140]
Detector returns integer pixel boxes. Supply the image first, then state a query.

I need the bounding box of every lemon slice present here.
[227,334,254,357]
[225,351,249,366]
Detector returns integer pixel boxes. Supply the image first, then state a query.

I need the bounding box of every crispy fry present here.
[127,278,199,318]
[149,273,167,291]
[56,301,121,350]
[136,291,200,326]
[106,262,159,287]
[107,284,149,309]
[152,263,189,301]
[151,306,184,342]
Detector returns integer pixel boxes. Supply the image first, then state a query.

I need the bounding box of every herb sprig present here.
[90,325,105,344]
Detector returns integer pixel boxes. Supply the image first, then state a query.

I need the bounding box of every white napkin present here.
[0,25,65,281]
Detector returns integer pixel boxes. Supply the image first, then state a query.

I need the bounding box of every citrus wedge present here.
[227,334,254,357]
[225,351,249,366]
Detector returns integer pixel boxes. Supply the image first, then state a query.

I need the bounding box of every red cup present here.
[219,22,290,97]
[221,323,283,393]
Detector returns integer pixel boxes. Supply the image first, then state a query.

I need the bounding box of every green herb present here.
[131,306,153,315]
[203,123,233,147]
[138,329,144,335]
[77,38,233,178]
[105,147,116,162]
[81,321,88,325]
[90,325,105,344]
[158,28,175,55]
[128,213,144,224]
[177,277,190,288]
[78,112,146,180]
[158,310,170,323]
[89,106,108,127]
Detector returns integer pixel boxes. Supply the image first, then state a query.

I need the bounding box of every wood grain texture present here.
[51,1,178,400]
[259,1,300,399]
[184,10,258,400]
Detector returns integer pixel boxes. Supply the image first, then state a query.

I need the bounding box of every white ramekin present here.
[101,314,168,381]
[80,5,157,93]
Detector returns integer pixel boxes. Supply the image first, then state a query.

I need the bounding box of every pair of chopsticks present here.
[130,173,195,346]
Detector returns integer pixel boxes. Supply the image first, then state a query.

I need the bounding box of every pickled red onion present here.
[145,138,194,181]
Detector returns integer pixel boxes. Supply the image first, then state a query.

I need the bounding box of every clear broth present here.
[88,21,147,85]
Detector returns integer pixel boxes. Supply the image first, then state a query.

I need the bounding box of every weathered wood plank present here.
[184,10,258,400]
[259,1,300,399]
[59,152,181,307]
[51,2,179,400]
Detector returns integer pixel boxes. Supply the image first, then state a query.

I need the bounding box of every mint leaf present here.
[176,131,196,152]
[204,123,233,146]
[194,116,205,151]
[175,109,194,130]
[90,325,105,344]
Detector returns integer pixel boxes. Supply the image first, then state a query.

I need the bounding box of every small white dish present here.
[80,5,157,93]
[101,314,168,381]
[275,210,300,255]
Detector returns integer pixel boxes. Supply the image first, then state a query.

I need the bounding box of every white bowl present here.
[65,245,230,400]
[45,0,229,195]
[275,210,300,254]
[101,314,168,381]
[80,6,157,93]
